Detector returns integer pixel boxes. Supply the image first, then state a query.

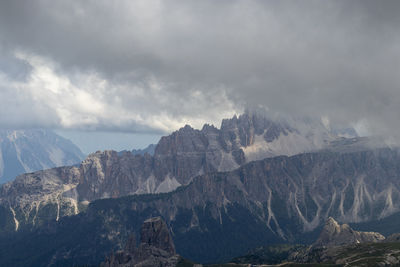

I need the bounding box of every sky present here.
[0,0,400,152]
[55,130,160,154]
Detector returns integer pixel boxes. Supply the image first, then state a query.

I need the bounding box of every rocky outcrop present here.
[0,129,84,183]
[289,218,386,265]
[139,217,176,256]
[101,217,180,267]
[313,217,385,247]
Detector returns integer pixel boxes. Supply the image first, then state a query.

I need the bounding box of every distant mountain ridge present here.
[0,129,84,183]
[131,144,156,156]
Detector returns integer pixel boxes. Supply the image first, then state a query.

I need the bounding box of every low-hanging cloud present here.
[0,52,237,132]
[0,0,399,137]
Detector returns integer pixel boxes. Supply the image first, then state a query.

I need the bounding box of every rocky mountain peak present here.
[313,217,385,247]
[323,217,341,235]
[182,124,194,131]
[140,217,176,255]
[0,129,84,183]
[155,125,206,155]
[101,217,179,267]
[201,124,219,136]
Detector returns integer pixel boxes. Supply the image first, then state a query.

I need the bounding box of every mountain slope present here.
[0,129,84,183]
[2,148,400,265]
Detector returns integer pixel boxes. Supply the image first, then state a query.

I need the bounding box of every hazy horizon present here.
[55,129,161,155]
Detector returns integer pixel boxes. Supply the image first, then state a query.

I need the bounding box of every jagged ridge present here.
[0,113,340,231]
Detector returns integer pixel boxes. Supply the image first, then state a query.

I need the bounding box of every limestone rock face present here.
[101,217,179,267]
[313,217,385,247]
[139,217,176,256]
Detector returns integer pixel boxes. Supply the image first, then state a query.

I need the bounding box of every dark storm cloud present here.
[0,0,399,137]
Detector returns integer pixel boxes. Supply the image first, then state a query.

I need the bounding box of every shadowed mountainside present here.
[2,148,400,265]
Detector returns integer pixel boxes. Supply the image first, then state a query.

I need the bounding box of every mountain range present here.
[0,112,398,266]
[0,113,344,230]
[0,129,84,183]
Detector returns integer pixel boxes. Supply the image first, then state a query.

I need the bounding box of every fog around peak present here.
[0,1,399,143]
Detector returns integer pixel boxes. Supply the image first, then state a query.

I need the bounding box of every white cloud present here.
[0,52,239,132]
[0,0,399,139]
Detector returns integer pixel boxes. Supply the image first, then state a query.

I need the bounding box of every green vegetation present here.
[331,242,400,266]
[176,257,197,267]
[232,244,306,265]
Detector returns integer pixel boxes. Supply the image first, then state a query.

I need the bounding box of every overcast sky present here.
[0,0,400,151]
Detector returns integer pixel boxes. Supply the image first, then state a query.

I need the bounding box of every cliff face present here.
[139,217,176,256]
[101,217,179,267]
[0,113,340,231]
[127,148,400,236]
